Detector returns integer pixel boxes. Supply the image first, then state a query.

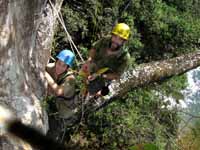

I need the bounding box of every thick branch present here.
[81,50,200,115]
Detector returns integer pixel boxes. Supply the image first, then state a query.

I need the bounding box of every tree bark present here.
[0,0,63,149]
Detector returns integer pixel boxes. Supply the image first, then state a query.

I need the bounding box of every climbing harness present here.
[79,65,110,96]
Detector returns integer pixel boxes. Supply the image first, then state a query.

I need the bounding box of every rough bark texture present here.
[0,0,63,149]
[82,50,200,114]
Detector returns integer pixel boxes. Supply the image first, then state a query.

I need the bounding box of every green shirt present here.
[46,63,78,119]
[46,63,75,98]
[92,36,130,75]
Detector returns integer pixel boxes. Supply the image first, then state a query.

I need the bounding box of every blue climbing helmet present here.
[56,49,75,67]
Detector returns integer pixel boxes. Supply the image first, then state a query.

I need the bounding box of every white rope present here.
[59,12,79,61]
[49,0,85,64]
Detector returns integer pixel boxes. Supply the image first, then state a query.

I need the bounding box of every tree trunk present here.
[0,0,63,149]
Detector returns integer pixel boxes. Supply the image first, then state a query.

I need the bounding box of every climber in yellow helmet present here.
[81,23,131,96]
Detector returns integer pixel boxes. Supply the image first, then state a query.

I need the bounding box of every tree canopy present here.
[47,0,200,149]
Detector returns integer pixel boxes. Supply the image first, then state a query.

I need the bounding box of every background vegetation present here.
[51,0,200,149]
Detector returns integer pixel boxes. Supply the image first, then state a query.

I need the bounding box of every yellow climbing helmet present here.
[112,23,130,40]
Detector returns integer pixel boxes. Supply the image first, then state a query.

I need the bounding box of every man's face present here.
[55,60,68,75]
[110,34,126,50]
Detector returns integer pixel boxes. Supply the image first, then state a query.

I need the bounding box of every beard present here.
[110,42,122,51]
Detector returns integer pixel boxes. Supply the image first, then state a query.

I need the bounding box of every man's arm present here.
[102,73,120,80]
[45,71,64,96]
[81,48,97,76]
[88,48,96,62]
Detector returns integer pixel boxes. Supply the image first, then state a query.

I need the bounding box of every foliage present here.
[177,119,200,150]
[41,96,57,115]
[129,143,158,150]
[52,0,200,62]
[50,0,200,149]
[128,0,200,62]
[69,78,185,149]
[156,75,188,102]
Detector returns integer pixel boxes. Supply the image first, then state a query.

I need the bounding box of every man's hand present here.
[45,71,64,96]
[81,63,90,73]
[88,73,98,81]
[87,57,93,63]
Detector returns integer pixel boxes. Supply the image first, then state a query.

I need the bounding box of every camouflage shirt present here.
[92,36,130,75]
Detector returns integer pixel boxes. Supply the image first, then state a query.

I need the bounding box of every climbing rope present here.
[113,0,132,27]
[48,0,85,65]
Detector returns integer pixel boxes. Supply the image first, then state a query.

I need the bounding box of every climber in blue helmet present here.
[45,49,79,119]
[45,49,75,97]
[56,49,75,68]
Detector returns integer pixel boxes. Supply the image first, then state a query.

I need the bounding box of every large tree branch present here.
[81,50,200,116]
